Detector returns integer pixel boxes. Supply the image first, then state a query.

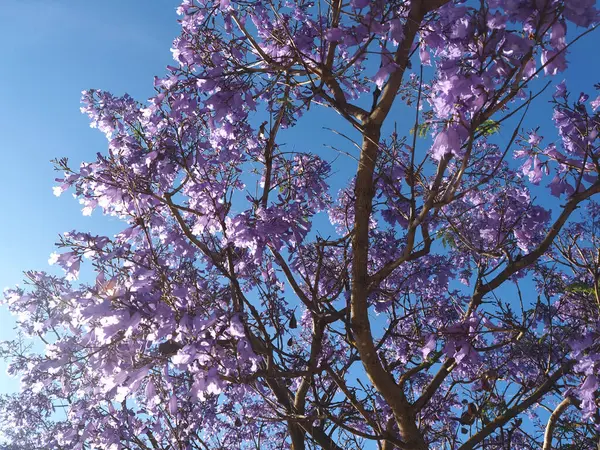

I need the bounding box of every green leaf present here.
[565,282,595,295]
[439,230,457,249]
[409,123,431,138]
[476,120,500,136]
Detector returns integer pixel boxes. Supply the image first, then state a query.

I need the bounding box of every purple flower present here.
[422,334,437,359]
[324,28,343,42]
[145,379,157,401]
[550,22,567,50]
[554,80,568,99]
[522,155,544,184]
[168,394,178,415]
[373,49,399,89]
[541,49,567,75]
[419,46,431,66]
[390,19,404,45]
[578,375,599,420]
[48,251,81,280]
[548,175,575,197]
[430,126,461,160]
[351,0,369,8]
[564,0,599,27]
[527,130,542,146]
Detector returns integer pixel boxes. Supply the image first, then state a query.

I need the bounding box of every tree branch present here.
[466,181,600,317]
[542,396,575,450]
[458,360,575,450]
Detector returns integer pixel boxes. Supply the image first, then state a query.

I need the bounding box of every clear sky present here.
[0,0,599,423]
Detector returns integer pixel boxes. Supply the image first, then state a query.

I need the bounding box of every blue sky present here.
[0,1,599,443]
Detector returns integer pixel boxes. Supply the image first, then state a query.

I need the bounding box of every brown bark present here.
[349,1,451,448]
[352,122,427,449]
[542,396,575,450]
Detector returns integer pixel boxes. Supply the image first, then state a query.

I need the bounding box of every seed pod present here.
[458,403,478,425]
[514,417,522,427]
[481,378,492,392]
[258,121,268,140]
[158,339,183,356]
[289,313,297,329]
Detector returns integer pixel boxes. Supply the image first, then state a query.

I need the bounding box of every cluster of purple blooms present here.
[1,0,600,449]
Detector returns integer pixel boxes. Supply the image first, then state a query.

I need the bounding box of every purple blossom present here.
[324,27,343,42]
[373,49,399,89]
[351,0,369,8]
[554,80,568,99]
[541,49,567,75]
[430,126,461,160]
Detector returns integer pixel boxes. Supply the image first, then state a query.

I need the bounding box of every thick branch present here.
[412,358,454,411]
[350,1,455,447]
[542,396,575,450]
[352,113,426,449]
[370,0,450,125]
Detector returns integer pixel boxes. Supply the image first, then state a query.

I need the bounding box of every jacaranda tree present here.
[2,0,600,448]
